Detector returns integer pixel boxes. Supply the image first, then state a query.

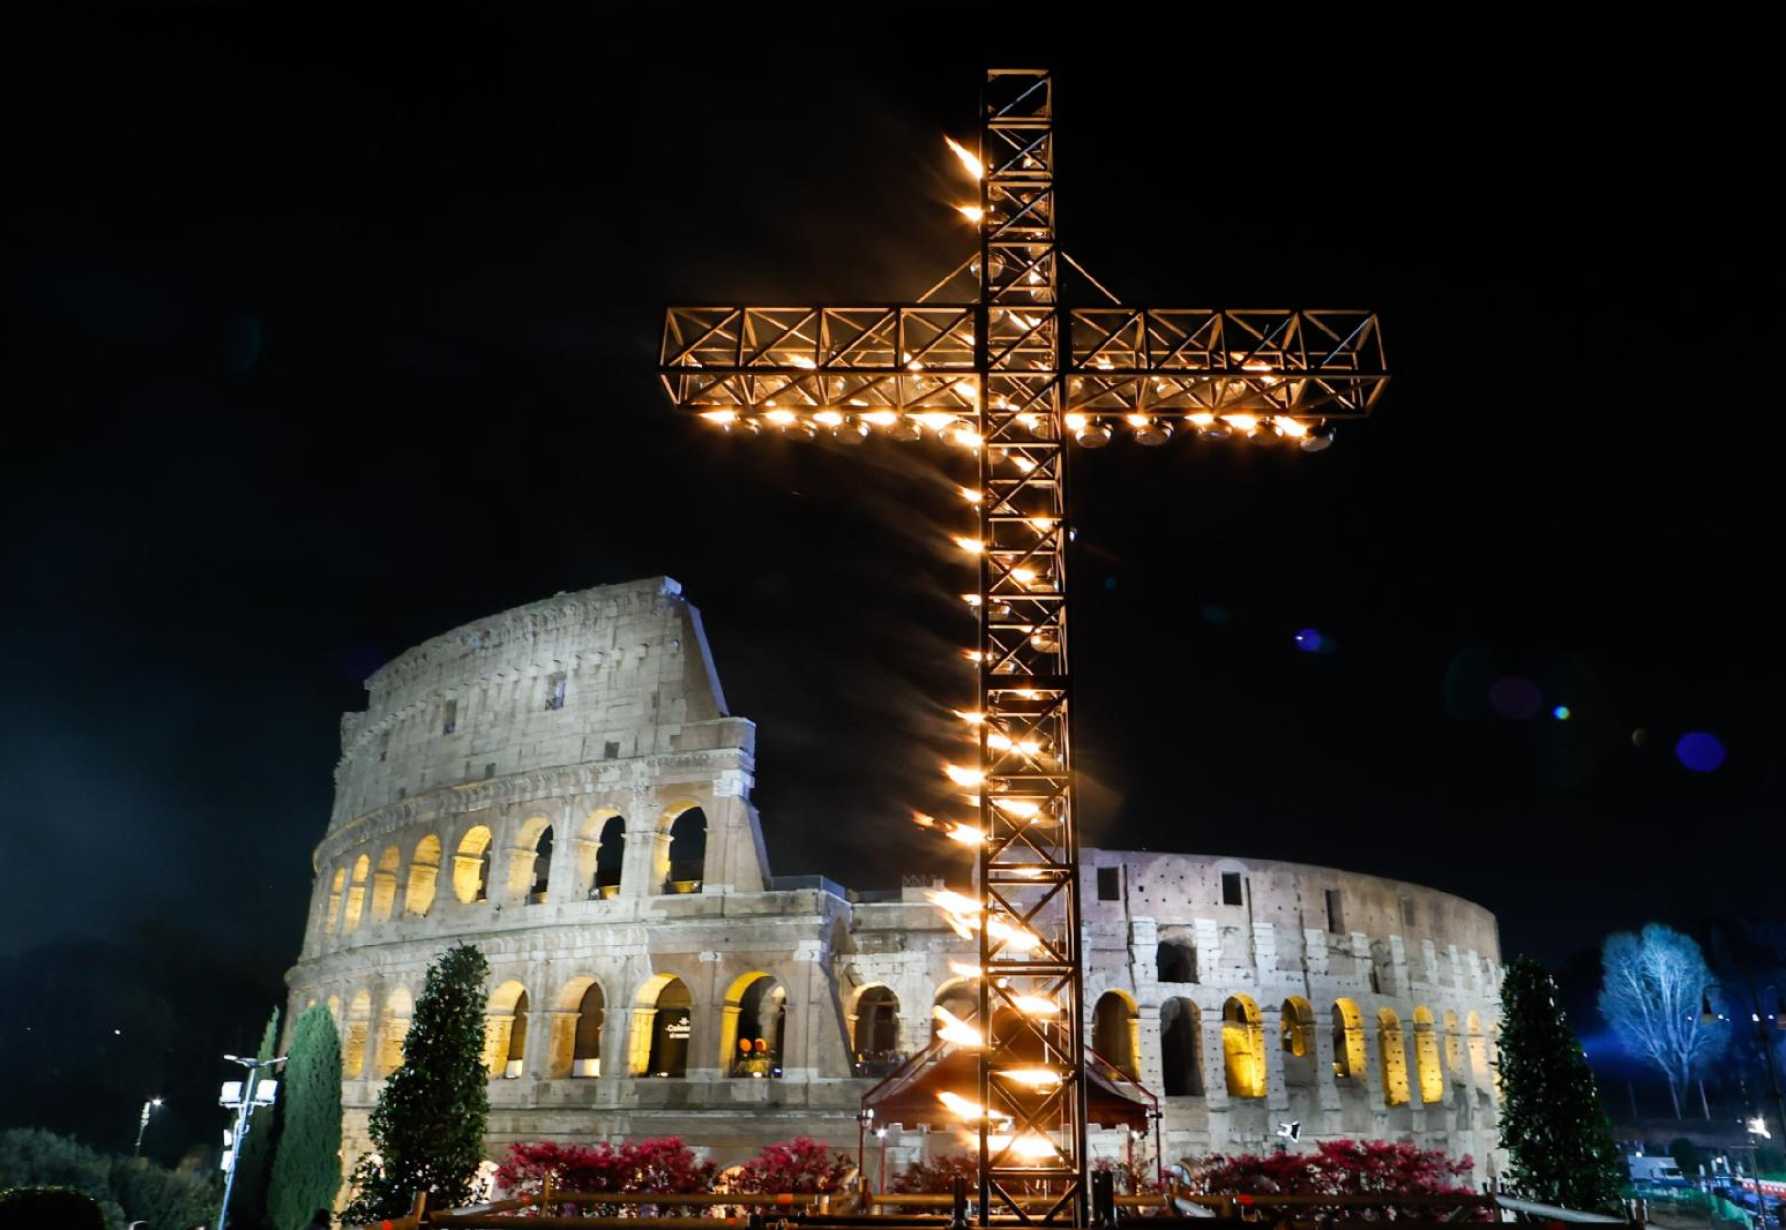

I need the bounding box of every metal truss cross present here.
[658,68,1387,1226]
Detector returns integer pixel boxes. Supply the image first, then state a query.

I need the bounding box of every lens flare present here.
[944,136,984,180]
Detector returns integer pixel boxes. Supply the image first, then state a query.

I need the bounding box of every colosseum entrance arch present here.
[404,834,441,916]
[548,977,606,1078]
[852,986,901,1074]
[577,810,625,899]
[721,971,787,1076]
[1222,995,1266,1098]
[630,976,692,1078]
[1280,996,1315,1088]
[485,980,530,1078]
[1159,998,1202,1096]
[453,825,494,903]
[658,804,707,894]
[1093,990,1139,1079]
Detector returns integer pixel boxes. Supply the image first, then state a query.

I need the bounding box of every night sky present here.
[4,8,1780,1154]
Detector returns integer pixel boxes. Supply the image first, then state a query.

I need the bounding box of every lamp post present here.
[133,1097,162,1156]
[216,1052,284,1230]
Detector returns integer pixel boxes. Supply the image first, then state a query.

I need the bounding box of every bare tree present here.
[1599,923,1727,1118]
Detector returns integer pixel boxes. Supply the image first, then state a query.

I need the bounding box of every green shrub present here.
[0,1185,108,1230]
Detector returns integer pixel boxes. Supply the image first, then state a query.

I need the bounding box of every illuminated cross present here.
[657,68,1386,1225]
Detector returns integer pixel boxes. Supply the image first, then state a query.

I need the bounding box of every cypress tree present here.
[1497,956,1625,1212]
[341,944,491,1222]
[226,1007,280,1229]
[267,1005,342,1230]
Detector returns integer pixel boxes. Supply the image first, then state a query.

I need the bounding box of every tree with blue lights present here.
[1600,923,1726,1118]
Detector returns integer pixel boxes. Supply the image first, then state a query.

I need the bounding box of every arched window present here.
[506,818,553,903]
[932,982,978,1041]
[662,807,707,894]
[630,976,691,1078]
[1331,998,1367,1082]
[1280,996,1315,1088]
[853,987,901,1070]
[547,978,606,1078]
[405,835,441,916]
[370,846,400,923]
[1443,1009,1464,1080]
[1222,995,1266,1098]
[723,972,787,1077]
[484,981,530,1078]
[1156,939,1197,984]
[343,855,370,933]
[453,825,494,903]
[377,987,413,1077]
[343,990,371,1079]
[323,868,346,935]
[1160,998,1203,1097]
[1093,991,1139,1080]
[579,813,626,898]
[1413,1006,1444,1103]
[1467,1011,1491,1090]
[1379,1008,1411,1106]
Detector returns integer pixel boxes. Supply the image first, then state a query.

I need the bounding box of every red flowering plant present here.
[732,1137,857,1194]
[1181,1140,1480,1220]
[494,1137,716,1217]
[889,1152,981,1195]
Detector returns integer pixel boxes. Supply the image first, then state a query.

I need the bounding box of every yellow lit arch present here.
[719,970,786,1075]
[484,979,530,1077]
[370,846,400,923]
[1222,994,1266,1098]
[453,825,494,903]
[343,989,372,1078]
[405,834,441,916]
[1378,1008,1411,1106]
[1413,1006,1444,1103]
[323,867,346,935]
[627,973,692,1077]
[546,975,606,1078]
[1331,998,1367,1080]
[507,816,554,901]
[343,855,370,933]
[1280,996,1314,1057]
[377,986,413,1077]
[577,808,626,898]
[1093,989,1140,1079]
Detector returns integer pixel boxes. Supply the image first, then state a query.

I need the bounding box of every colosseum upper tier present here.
[289,577,1506,1178]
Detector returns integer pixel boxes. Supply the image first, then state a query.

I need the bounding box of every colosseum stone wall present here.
[287,578,1506,1181]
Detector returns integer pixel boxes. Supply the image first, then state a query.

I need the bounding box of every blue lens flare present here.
[1675,731,1726,773]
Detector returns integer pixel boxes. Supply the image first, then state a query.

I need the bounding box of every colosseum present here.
[288,577,1506,1181]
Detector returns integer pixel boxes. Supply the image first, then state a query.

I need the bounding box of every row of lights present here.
[700,407,1334,451]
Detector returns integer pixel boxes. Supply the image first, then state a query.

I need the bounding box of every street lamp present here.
[216,1053,284,1230]
[133,1098,163,1156]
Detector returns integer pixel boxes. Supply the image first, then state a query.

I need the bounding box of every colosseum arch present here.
[370,845,400,923]
[1331,998,1367,1082]
[658,803,707,894]
[721,971,787,1076]
[1280,996,1316,1088]
[405,834,441,916]
[1443,1009,1464,1081]
[323,867,346,935]
[627,974,692,1078]
[1093,990,1140,1079]
[1156,937,1197,983]
[484,980,530,1078]
[1222,995,1266,1098]
[852,985,901,1070]
[343,989,372,1078]
[1378,1007,1411,1106]
[1413,1006,1444,1103]
[453,825,494,903]
[1466,1011,1491,1089]
[1159,998,1203,1097]
[576,810,626,899]
[342,855,370,933]
[507,816,554,903]
[932,979,978,1040]
[377,986,413,1077]
[546,976,606,1079]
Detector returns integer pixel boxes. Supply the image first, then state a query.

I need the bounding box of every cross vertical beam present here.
[974,68,1087,1226]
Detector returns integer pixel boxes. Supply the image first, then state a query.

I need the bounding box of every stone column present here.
[1201,1009,1229,1107]
[687,951,723,1082]
[1360,1019,1389,1112]
[619,789,663,899]
[1312,1002,1343,1117]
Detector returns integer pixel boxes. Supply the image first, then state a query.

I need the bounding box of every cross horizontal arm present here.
[659,305,1386,421]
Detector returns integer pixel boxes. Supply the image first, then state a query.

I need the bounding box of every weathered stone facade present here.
[287,578,1505,1179]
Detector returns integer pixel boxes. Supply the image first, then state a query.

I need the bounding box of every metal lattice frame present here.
[657,68,1386,1227]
